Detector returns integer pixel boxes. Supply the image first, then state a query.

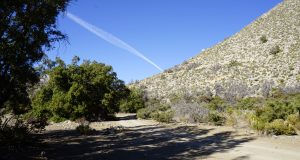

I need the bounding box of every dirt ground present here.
[16,113,300,160]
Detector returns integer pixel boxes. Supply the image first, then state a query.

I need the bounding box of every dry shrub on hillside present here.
[171,101,209,123]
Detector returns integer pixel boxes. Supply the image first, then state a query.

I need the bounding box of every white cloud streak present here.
[66,12,163,72]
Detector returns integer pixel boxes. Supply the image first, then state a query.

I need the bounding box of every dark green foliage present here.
[260,96,300,121]
[119,88,145,113]
[0,117,32,151]
[76,124,93,135]
[0,0,70,113]
[137,103,173,123]
[249,93,300,135]
[208,112,225,126]
[30,57,129,122]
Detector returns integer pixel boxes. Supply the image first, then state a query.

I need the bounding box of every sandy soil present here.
[33,113,300,160]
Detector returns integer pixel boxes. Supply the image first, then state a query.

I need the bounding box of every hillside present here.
[132,0,300,101]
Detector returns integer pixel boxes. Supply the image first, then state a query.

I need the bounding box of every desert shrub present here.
[137,103,174,123]
[76,124,93,135]
[149,104,173,123]
[144,98,161,109]
[137,108,152,119]
[270,45,281,55]
[30,57,129,122]
[225,114,237,127]
[236,97,263,110]
[286,113,300,125]
[150,110,174,123]
[169,94,183,104]
[224,81,249,103]
[197,95,213,103]
[136,98,163,119]
[260,35,268,43]
[171,101,209,123]
[206,96,228,111]
[248,113,266,132]
[119,88,145,113]
[228,60,242,67]
[208,112,226,126]
[248,93,300,135]
[263,99,299,121]
[261,80,274,97]
[265,119,295,135]
[214,84,224,97]
[294,122,300,130]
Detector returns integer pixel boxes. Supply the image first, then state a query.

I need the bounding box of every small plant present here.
[137,103,174,123]
[151,110,174,123]
[260,35,268,43]
[294,122,300,131]
[208,112,226,126]
[137,108,152,119]
[270,45,281,55]
[265,119,295,135]
[76,124,93,135]
[248,114,266,133]
[171,101,209,123]
[236,97,262,110]
[228,60,242,67]
[0,117,33,151]
[225,114,237,127]
[286,113,300,126]
[206,96,228,111]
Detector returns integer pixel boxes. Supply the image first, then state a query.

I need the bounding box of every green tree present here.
[31,57,129,121]
[0,0,70,113]
[119,87,145,113]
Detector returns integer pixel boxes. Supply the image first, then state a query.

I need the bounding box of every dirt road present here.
[40,113,300,160]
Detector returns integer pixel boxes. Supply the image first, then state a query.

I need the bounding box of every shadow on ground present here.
[35,124,254,160]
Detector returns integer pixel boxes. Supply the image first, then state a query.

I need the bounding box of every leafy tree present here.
[31,57,129,121]
[0,0,70,113]
[119,87,145,113]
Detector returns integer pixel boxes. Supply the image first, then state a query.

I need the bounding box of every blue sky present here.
[48,0,282,83]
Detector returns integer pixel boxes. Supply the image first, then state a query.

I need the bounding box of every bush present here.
[208,112,226,126]
[137,108,152,119]
[265,119,295,135]
[206,97,228,111]
[137,104,174,123]
[0,117,32,151]
[76,124,93,135]
[119,88,145,113]
[286,113,300,126]
[171,101,209,123]
[150,110,174,123]
[236,97,262,110]
[260,35,268,43]
[270,45,281,55]
[294,122,300,131]
[248,114,266,133]
[228,60,242,67]
[31,57,129,122]
[225,114,237,127]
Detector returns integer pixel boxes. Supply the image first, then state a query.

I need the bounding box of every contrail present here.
[66,12,163,72]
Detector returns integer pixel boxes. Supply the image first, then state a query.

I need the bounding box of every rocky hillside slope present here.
[132,0,300,101]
